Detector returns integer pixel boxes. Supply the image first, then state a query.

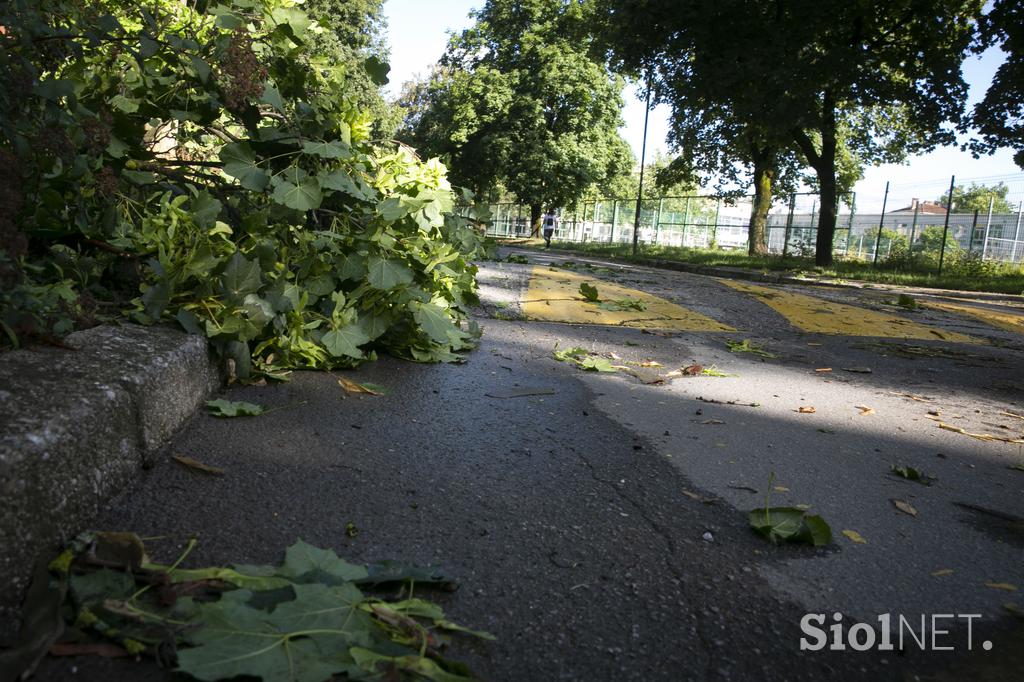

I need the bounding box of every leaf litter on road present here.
[205,399,265,417]
[338,376,388,396]
[841,529,868,544]
[0,533,490,682]
[552,346,616,373]
[171,455,224,477]
[747,475,831,547]
[891,464,934,485]
[892,499,918,517]
[937,421,1024,444]
[726,339,777,359]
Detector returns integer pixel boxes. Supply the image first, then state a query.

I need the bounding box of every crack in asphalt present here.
[565,441,718,680]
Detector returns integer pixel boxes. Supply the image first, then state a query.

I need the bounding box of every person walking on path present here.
[542,209,558,247]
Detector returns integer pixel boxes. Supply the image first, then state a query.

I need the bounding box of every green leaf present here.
[377,197,410,222]
[412,302,456,345]
[599,298,646,312]
[190,56,212,83]
[109,94,139,113]
[351,649,474,682]
[221,252,263,300]
[220,143,269,191]
[320,169,371,201]
[176,584,369,682]
[272,170,322,211]
[261,82,285,112]
[206,399,265,417]
[366,257,413,291]
[747,507,831,546]
[34,79,75,101]
[301,141,349,159]
[578,282,599,302]
[321,325,370,359]
[363,55,390,86]
[726,339,778,358]
[279,540,369,583]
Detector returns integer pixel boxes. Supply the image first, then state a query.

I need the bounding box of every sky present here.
[382,0,1023,211]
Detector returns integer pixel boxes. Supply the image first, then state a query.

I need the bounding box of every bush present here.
[0,0,485,377]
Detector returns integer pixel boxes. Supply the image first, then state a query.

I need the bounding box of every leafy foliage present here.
[969,0,1024,168]
[748,507,832,546]
[2,533,490,682]
[397,0,633,231]
[552,346,616,372]
[938,182,1014,214]
[0,0,486,376]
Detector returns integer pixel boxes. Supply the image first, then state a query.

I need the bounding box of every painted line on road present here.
[921,300,1024,335]
[522,266,735,331]
[720,280,979,342]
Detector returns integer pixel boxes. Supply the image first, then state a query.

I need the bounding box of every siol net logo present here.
[800,612,992,652]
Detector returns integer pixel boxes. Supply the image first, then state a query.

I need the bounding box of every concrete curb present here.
[515,245,1024,303]
[0,324,220,640]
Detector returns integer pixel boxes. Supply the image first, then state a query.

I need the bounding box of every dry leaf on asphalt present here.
[639,360,662,367]
[702,419,726,425]
[985,582,1019,592]
[856,405,876,416]
[681,364,703,375]
[931,569,954,577]
[797,406,816,414]
[842,529,867,544]
[338,377,384,395]
[773,486,790,492]
[814,368,832,373]
[891,391,932,402]
[938,422,1024,444]
[172,455,224,476]
[892,499,918,517]
[681,490,717,504]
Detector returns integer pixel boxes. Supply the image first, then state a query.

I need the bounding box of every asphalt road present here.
[36,248,1024,681]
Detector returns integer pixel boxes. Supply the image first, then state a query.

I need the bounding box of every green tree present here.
[303,0,398,137]
[939,182,1014,214]
[399,0,634,235]
[969,0,1024,168]
[591,0,982,266]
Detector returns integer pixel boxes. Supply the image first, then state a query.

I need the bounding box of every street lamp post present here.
[632,71,652,257]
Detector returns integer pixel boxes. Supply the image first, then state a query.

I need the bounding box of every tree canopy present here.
[969,0,1024,168]
[939,182,1015,214]
[398,0,633,233]
[591,0,983,265]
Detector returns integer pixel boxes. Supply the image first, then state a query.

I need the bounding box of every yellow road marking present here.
[522,266,734,331]
[923,300,1024,335]
[720,280,978,342]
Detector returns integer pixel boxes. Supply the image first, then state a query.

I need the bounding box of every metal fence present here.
[484,176,1024,271]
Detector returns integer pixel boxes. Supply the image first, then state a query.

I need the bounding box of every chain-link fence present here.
[484,173,1024,272]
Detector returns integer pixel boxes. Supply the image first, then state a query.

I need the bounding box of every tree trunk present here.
[748,150,774,256]
[530,203,542,238]
[792,91,838,267]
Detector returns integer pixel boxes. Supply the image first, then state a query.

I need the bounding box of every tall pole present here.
[909,203,920,266]
[873,181,889,266]
[632,71,652,257]
[938,175,955,275]
[967,209,979,255]
[782,193,796,257]
[982,196,994,259]
[1012,200,1024,264]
